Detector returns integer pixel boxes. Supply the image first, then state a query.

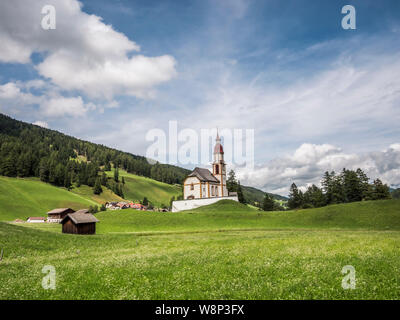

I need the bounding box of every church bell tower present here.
[212,131,228,197]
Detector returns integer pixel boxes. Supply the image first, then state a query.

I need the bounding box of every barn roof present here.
[75,209,89,214]
[188,167,219,183]
[47,208,74,214]
[61,212,99,225]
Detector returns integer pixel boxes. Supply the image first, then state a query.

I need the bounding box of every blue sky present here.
[1,0,400,195]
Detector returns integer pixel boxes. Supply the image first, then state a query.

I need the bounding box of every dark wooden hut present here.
[60,212,99,235]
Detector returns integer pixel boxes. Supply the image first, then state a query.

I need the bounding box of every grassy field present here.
[0,221,399,299]
[1,179,399,299]
[93,198,400,234]
[13,198,400,235]
[69,184,124,204]
[0,176,96,221]
[106,169,182,207]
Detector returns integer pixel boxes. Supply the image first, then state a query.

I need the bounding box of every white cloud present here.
[40,96,95,117]
[0,81,93,117]
[0,0,176,99]
[32,120,48,128]
[0,82,41,105]
[237,143,400,196]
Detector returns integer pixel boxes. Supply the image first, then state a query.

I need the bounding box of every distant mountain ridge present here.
[242,185,288,205]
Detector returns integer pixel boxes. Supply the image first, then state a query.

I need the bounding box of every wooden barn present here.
[60,212,99,235]
[47,208,75,223]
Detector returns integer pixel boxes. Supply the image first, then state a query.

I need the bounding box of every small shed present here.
[47,208,75,223]
[60,212,99,235]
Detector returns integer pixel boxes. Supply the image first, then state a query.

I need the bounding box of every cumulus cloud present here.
[40,96,95,117]
[0,81,93,117]
[0,0,176,99]
[237,143,400,196]
[0,82,41,105]
[190,55,400,150]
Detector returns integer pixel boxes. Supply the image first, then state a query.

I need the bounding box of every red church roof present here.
[214,130,224,154]
[214,143,224,154]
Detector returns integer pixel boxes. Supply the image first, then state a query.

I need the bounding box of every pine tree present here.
[262,193,275,211]
[303,184,325,208]
[356,168,370,200]
[119,183,124,198]
[288,183,303,209]
[101,172,107,186]
[122,176,125,184]
[142,197,149,206]
[114,167,119,182]
[237,181,245,204]
[39,158,49,182]
[341,169,363,202]
[372,179,391,200]
[93,178,103,195]
[321,171,334,204]
[227,170,237,192]
[64,172,72,190]
[105,161,111,171]
[330,175,345,204]
[169,196,175,208]
[0,155,17,177]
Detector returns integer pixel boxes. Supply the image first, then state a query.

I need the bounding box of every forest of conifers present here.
[0,113,189,191]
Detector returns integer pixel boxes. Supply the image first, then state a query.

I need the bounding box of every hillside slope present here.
[0,171,183,221]
[0,176,93,221]
[188,199,400,230]
[106,169,182,206]
[242,185,288,205]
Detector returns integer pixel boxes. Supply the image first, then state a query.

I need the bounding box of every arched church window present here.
[190,183,194,190]
[215,165,219,174]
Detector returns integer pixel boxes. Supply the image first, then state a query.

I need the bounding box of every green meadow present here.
[106,169,182,207]
[0,171,182,221]
[0,176,94,221]
[1,222,399,299]
[1,187,400,299]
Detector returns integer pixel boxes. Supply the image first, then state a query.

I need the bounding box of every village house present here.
[131,203,147,210]
[105,201,147,211]
[61,212,99,235]
[47,208,75,223]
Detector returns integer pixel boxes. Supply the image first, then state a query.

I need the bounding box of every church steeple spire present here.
[214,129,224,155]
[212,128,227,197]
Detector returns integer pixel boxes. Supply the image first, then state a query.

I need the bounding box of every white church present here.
[171,132,239,212]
